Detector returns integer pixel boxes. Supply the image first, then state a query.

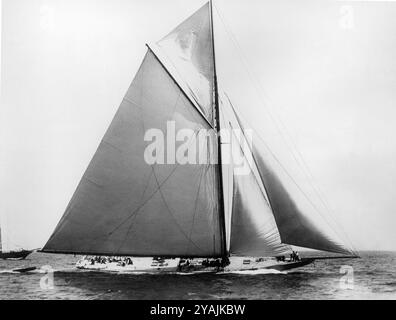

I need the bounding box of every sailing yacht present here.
[0,222,32,260]
[42,1,357,273]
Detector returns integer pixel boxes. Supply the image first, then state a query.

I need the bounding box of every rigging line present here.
[47,54,156,246]
[228,95,350,251]
[255,130,349,251]
[110,95,200,251]
[186,164,207,253]
[192,11,206,58]
[214,2,296,153]
[229,123,288,251]
[107,131,170,236]
[228,108,273,210]
[214,6,326,205]
[219,105,232,249]
[214,4,355,250]
[110,61,155,252]
[151,155,205,254]
[115,125,204,252]
[227,114,354,251]
[113,169,154,254]
[107,45,216,248]
[107,97,197,240]
[187,97,218,237]
[290,155,357,251]
[86,55,154,252]
[210,0,227,258]
[170,91,182,119]
[219,100,233,246]
[228,96,308,236]
[106,129,201,238]
[216,4,353,250]
[271,126,357,251]
[169,12,207,124]
[249,121,352,252]
[265,123,355,248]
[214,5,314,190]
[148,45,214,129]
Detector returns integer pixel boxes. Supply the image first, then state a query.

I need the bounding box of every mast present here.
[210,0,227,258]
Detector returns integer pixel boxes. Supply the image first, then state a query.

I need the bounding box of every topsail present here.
[156,2,215,126]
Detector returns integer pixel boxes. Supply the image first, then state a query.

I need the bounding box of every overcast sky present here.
[1,0,396,251]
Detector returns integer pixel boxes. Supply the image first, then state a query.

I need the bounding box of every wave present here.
[222,268,286,275]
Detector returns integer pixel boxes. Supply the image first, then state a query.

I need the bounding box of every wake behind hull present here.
[263,258,315,271]
[0,250,32,260]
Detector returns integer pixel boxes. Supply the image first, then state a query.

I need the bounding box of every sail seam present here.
[151,157,205,253]
[113,170,154,254]
[186,164,207,254]
[123,97,141,108]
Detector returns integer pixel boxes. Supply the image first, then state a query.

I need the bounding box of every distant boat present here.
[42,1,357,272]
[0,225,32,260]
[0,250,32,260]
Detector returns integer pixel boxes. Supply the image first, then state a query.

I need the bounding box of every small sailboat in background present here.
[0,250,32,260]
[42,1,358,273]
[0,221,32,260]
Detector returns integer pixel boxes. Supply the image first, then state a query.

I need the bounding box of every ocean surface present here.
[0,251,395,300]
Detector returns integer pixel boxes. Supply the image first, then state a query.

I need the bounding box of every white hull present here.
[76,258,180,273]
[76,256,313,273]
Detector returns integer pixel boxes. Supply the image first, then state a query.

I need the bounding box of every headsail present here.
[43,49,223,257]
[252,142,351,255]
[220,93,290,256]
[228,99,352,255]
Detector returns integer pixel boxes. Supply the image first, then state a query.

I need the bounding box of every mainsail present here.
[43,1,353,258]
[43,49,223,257]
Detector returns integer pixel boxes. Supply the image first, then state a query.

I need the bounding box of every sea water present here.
[0,251,395,299]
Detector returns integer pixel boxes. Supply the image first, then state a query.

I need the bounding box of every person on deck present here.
[295,251,300,261]
[291,251,297,261]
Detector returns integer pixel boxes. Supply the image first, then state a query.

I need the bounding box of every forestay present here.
[230,102,352,255]
[219,93,290,257]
